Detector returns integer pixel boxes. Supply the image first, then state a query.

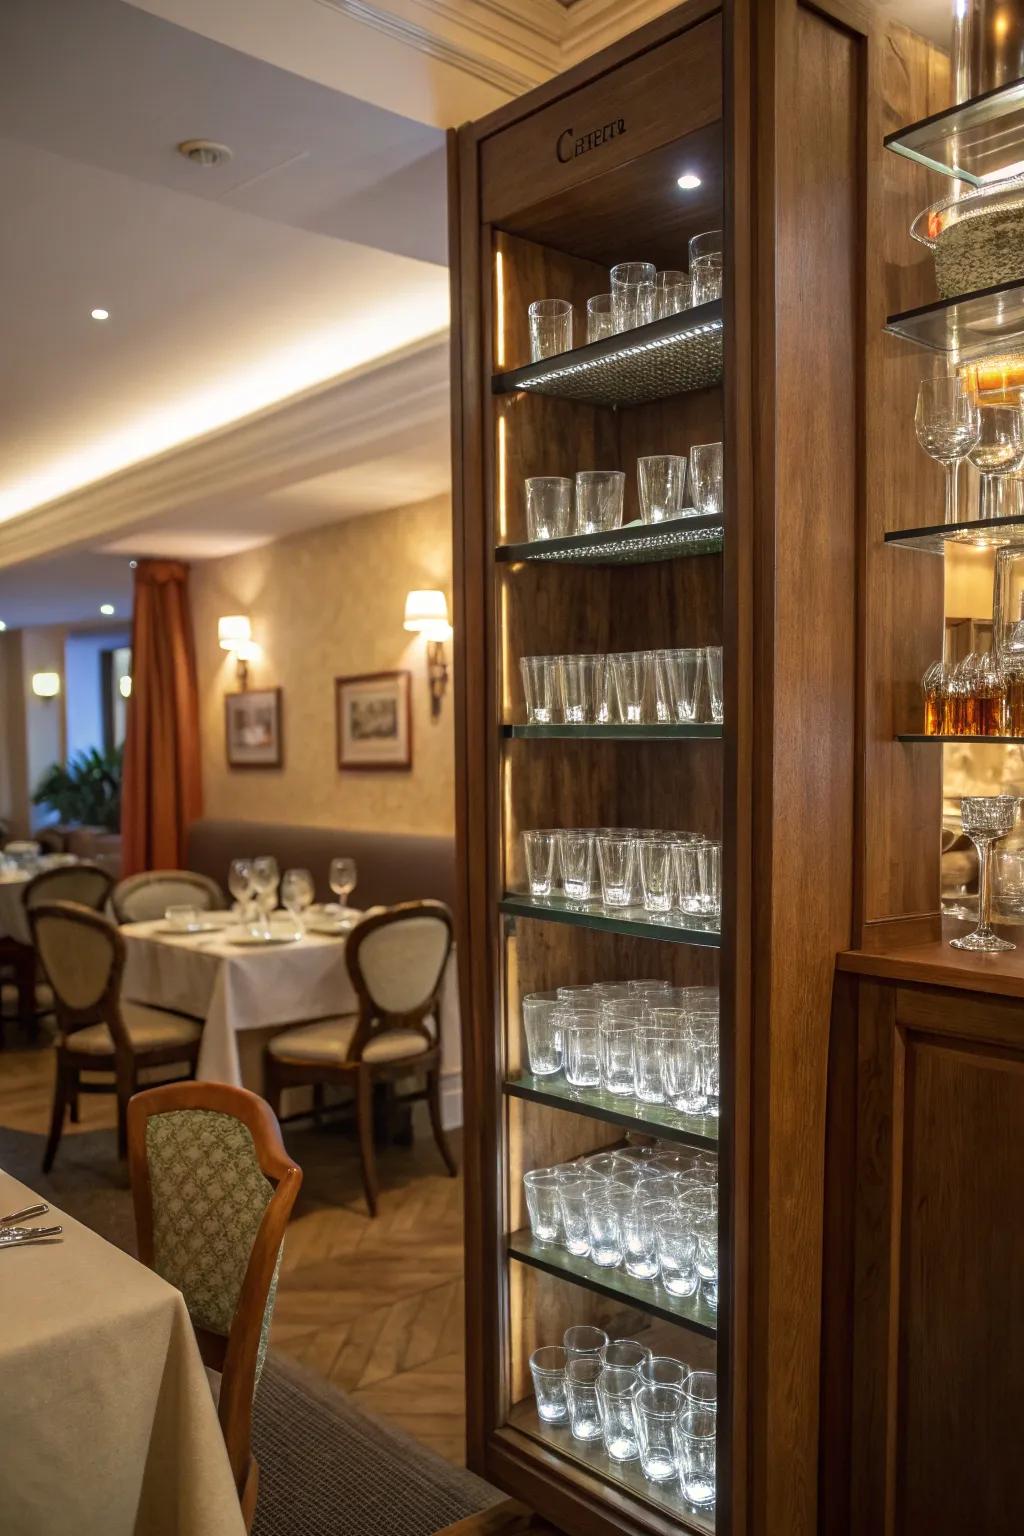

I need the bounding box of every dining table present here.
[0,1167,246,1536]
[0,869,31,944]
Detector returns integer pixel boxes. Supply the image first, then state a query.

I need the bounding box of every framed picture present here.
[225,687,283,769]
[336,671,412,771]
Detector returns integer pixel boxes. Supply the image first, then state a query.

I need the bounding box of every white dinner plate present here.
[227,930,304,947]
[305,917,356,936]
[157,919,227,935]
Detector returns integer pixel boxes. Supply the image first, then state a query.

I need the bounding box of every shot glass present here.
[563,1012,602,1090]
[634,1025,673,1104]
[638,1355,689,1389]
[704,645,724,724]
[586,293,615,343]
[585,1183,629,1266]
[596,832,637,909]
[523,1168,562,1244]
[621,1197,661,1279]
[566,1357,604,1441]
[523,829,558,897]
[601,1338,651,1372]
[654,269,691,318]
[522,993,563,1076]
[638,836,674,916]
[599,1018,637,1096]
[674,1407,717,1506]
[610,651,651,725]
[655,648,701,723]
[610,261,656,332]
[520,655,557,724]
[689,441,723,519]
[558,829,597,902]
[698,839,722,918]
[638,455,688,524]
[529,1344,569,1423]
[693,1212,719,1311]
[525,477,572,542]
[597,1365,641,1460]
[559,654,606,726]
[635,1384,684,1482]
[529,299,572,360]
[575,470,625,535]
[656,1212,699,1297]
[563,1324,609,1361]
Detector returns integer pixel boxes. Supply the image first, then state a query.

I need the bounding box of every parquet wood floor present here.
[0,1030,469,1464]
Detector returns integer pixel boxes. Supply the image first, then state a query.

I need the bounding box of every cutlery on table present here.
[0,1203,48,1224]
[0,1225,63,1246]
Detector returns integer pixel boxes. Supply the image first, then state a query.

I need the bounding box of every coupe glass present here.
[968,403,1024,520]
[281,867,315,931]
[950,795,1020,951]
[915,377,980,525]
[329,856,357,909]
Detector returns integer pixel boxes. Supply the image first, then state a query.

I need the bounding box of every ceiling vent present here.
[177,139,233,168]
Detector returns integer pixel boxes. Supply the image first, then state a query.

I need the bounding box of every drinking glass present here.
[575,470,625,534]
[525,477,572,542]
[522,994,563,1076]
[329,856,357,909]
[593,981,632,1002]
[671,838,703,916]
[558,1178,598,1256]
[969,403,1024,519]
[599,1018,637,1096]
[634,1025,673,1103]
[639,1356,689,1389]
[674,1407,717,1506]
[597,1366,641,1460]
[566,1357,604,1441]
[601,1339,651,1372]
[698,840,722,918]
[529,1345,569,1423]
[585,1184,629,1265]
[581,1150,629,1178]
[523,1169,562,1244]
[635,1384,684,1482]
[689,442,724,518]
[558,829,596,900]
[638,837,674,915]
[563,1012,602,1089]
[559,654,606,725]
[914,376,980,525]
[689,230,723,305]
[610,652,651,725]
[251,856,279,923]
[520,655,557,724]
[696,1037,720,1118]
[655,648,701,723]
[950,794,1020,951]
[654,269,691,317]
[704,646,724,724]
[656,1212,699,1296]
[693,1212,719,1311]
[683,1370,718,1413]
[523,829,558,897]
[563,1324,609,1361]
[165,904,200,932]
[529,299,572,360]
[610,261,656,331]
[228,858,254,918]
[281,868,315,931]
[596,832,637,908]
[638,455,688,523]
[621,1196,661,1279]
[586,293,615,343]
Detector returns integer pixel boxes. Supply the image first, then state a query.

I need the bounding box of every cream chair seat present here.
[72,1003,202,1056]
[267,1017,431,1065]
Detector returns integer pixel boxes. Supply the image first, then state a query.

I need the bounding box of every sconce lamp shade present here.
[218,615,252,651]
[32,672,61,698]
[404,590,452,640]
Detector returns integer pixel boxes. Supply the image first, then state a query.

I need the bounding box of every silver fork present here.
[0,1203,49,1225]
[0,1225,63,1246]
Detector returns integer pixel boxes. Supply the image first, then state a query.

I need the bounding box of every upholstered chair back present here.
[345,900,454,1059]
[112,869,225,924]
[29,902,123,1028]
[25,862,114,915]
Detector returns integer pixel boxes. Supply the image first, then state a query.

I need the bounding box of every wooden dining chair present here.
[24,860,114,915]
[29,902,203,1170]
[127,1081,302,1532]
[264,899,457,1216]
[111,869,225,924]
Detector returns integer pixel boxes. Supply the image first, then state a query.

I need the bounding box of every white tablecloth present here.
[0,1169,246,1536]
[0,872,30,944]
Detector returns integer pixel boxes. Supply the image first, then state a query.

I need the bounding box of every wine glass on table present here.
[914,376,980,526]
[228,858,254,925]
[281,868,315,935]
[950,795,1020,953]
[329,857,357,914]
[251,856,279,937]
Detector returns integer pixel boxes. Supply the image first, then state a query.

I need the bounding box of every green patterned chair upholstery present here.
[128,1083,302,1533]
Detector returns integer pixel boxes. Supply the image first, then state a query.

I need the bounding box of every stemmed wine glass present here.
[228,858,254,924]
[251,856,280,936]
[967,403,1024,521]
[914,376,980,526]
[950,795,1020,952]
[281,868,315,935]
[329,857,357,911]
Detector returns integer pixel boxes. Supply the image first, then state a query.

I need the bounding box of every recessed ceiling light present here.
[100,603,115,615]
[129,559,138,570]
[177,139,233,168]
[91,308,109,321]
[677,172,702,190]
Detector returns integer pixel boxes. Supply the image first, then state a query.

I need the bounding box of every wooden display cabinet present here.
[449,4,943,1535]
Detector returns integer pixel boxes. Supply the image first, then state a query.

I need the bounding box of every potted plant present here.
[32,745,123,832]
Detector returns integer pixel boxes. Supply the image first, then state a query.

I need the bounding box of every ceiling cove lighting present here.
[99,603,115,616]
[677,172,702,190]
[91,308,109,321]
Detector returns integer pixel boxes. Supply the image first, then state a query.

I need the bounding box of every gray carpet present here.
[0,1124,501,1535]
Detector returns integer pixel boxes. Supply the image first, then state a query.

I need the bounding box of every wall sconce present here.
[218,614,257,688]
[404,590,452,720]
[32,672,61,699]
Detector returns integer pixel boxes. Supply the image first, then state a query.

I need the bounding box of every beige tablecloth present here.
[0,1169,246,1536]
[0,872,30,944]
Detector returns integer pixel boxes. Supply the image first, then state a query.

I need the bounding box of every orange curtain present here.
[121,560,202,875]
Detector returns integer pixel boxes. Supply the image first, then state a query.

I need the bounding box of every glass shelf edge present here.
[499,895,722,947]
[502,724,723,741]
[898,734,1024,744]
[503,1074,719,1148]
[884,515,1024,553]
[883,78,1024,187]
[495,517,724,566]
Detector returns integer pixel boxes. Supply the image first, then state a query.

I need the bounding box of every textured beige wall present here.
[190,496,455,836]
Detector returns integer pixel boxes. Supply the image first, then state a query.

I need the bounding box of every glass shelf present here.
[885,279,1024,360]
[496,515,723,566]
[500,894,722,947]
[898,734,1024,744]
[884,514,1024,553]
[503,723,723,741]
[492,302,724,406]
[884,79,1024,187]
[508,1229,718,1337]
[504,1073,719,1149]
[507,1403,715,1535]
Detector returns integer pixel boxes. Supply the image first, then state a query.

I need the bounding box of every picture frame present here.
[225,687,283,769]
[336,670,412,771]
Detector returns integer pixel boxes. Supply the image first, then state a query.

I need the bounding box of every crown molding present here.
[561,0,681,62]
[0,336,450,572]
